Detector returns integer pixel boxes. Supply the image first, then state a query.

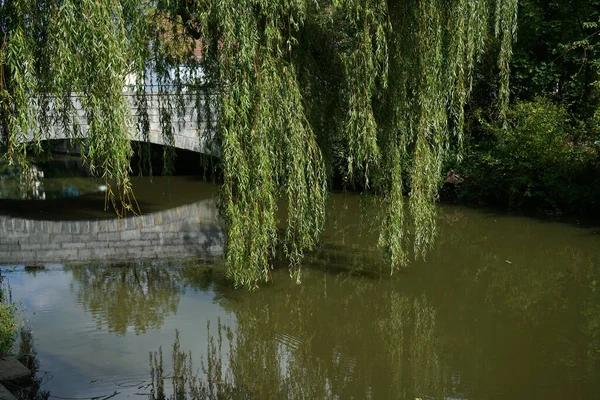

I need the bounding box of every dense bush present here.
[453,0,600,216]
[0,301,17,355]
[451,98,600,214]
[0,278,19,355]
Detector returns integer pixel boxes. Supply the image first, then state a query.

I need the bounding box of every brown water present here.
[1,176,599,399]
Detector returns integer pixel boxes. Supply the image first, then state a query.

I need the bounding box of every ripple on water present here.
[2,186,600,399]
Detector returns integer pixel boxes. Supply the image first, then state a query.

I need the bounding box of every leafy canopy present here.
[0,0,517,289]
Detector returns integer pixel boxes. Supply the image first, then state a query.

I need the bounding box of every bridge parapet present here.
[21,92,218,155]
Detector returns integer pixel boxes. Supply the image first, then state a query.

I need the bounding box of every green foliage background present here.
[0,283,18,355]
[455,98,599,213]
[447,0,600,215]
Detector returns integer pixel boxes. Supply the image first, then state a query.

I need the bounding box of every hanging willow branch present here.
[0,0,518,289]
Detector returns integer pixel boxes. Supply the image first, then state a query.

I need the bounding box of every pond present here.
[1,176,599,399]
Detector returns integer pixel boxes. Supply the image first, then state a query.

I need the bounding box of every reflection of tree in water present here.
[149,272,445,400]
[161,197,600,399]
[381,294,443,399]
[67,265,185,336]
[38,197,600,398]
[306,194,388,277]
[430,207,600,396]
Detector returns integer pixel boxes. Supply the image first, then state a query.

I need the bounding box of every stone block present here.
[153,213,164,225]
[13,220,24,231]
[140,214,153,226]
[61,242,86,249]
[139,232,159,241]
[70,222,80,234]
[76,249,93,259]
[89,221,100,233]
[33,221,43,233]
[23,220,33,232]
[42,221,52,234]
[52,234,75,243]
[0,383,17,400]
[61,222,71,234]
[79,221,91,234]
[42,249,78,261]
[28,234,51,244]
[140,225,161,234]
[90,241,111,248]
[2,231,29,241]
[97,233,113,241]
[50,222,61,234]
[1,219,13,231]
[150,239,163,247]
[74,234,93,243]
[98,220,110,232]
[20,244,42,251]
[121,230,141,241]
[124,248,144,258]
[0,356,30,381]
[122,218,135,230]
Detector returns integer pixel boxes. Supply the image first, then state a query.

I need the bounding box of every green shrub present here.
[0,301,18,355]
[456,98,600,214]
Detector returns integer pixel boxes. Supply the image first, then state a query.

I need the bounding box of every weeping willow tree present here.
[0,0,518,289]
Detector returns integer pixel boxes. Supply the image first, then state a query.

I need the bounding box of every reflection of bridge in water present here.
[0,199,225,265]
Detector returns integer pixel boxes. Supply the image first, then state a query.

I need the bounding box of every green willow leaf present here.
[0,0,517,289]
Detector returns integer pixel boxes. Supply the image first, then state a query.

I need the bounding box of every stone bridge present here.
[22,92,217,155]
[0,200,225,266]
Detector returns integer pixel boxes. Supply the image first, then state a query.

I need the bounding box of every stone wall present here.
[0,199,225,266]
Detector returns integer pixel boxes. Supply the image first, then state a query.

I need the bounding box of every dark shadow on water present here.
[439,196,600,232]
[296,243,389,280]
[0,176,217,221]
[0,195,156,221]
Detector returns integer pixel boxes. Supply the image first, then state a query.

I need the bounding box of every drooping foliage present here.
[0,0,518,289]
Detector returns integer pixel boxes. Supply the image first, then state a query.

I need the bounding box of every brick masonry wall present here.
[0,199,225,265]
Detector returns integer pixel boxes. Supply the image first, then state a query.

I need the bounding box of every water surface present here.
[1,176,599,399]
